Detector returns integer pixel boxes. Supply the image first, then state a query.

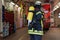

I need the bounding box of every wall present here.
[53,0,60,6]
[0,0,2,33]
[54,8,60,27]
[53,0,60,27]
[0,0,3,37]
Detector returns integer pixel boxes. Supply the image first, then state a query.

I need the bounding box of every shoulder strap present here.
[36,11,44,15]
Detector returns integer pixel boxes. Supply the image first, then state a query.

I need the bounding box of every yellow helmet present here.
[29,6,35,11]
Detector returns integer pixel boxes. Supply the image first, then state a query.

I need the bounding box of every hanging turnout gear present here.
[42,4,50,31]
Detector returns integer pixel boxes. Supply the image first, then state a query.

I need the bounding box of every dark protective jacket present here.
[28,10,44,35]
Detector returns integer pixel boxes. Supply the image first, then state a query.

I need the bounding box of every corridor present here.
[0,0,60,40]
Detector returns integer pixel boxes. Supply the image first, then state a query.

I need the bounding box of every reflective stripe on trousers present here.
[28,30,44,35]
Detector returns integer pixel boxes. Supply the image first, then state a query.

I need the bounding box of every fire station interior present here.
[0,0,60,40]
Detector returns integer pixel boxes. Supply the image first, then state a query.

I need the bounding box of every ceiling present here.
[4,0,45,6]
[4,0,55,6]
[53,0,60,6]
[4,0,44,3]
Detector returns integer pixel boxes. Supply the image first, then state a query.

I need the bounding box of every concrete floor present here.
[3,27,30,40]
[2,27,60,40]
[42,28,60,40]
[0,36,3,40]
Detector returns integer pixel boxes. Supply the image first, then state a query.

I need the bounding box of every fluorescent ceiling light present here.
[53,2,60,11]
[58,16,60,18]
[59,13,60,15]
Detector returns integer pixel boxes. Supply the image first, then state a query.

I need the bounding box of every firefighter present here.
[27,1,44,40]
